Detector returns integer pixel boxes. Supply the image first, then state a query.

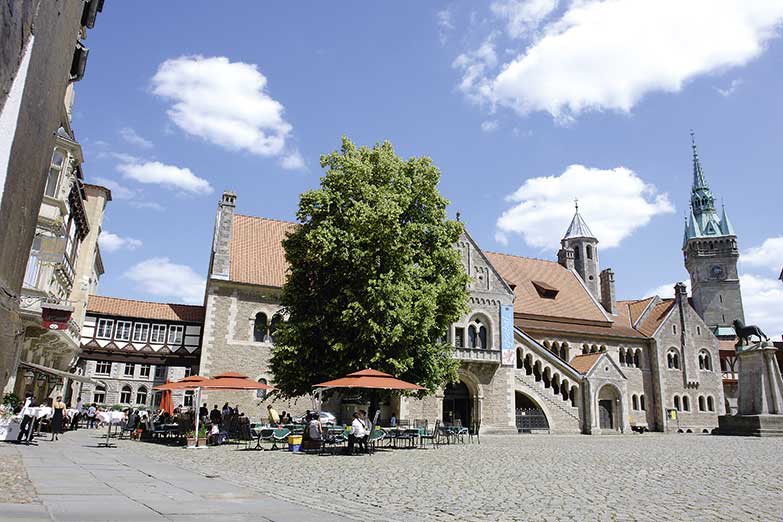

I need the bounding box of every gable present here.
[584,353,627,380]
[458,230,514,298]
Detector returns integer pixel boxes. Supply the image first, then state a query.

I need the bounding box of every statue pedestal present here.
[718,342,783,437]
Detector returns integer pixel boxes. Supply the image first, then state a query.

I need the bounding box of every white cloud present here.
[742,236,783,272]
[452,36,498,104]
[646,275,783,339]
[151,55,301,167]
[715,78,744,97]
[490,0,558,38]
[92,176,136,200]
[437,8,455,44]
[279,149,305,171]
[116,160,213,195]
[741,274,783,339]
[99,231,143,253]
[118,127,153,149]
[457,1,783,120]
[481,120,499,132]
[123,257,205,305]
[495,164,674,249]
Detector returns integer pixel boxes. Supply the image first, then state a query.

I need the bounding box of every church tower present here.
[559,201,601,299]
[683,133,744,334]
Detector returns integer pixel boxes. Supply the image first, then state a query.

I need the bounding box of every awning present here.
[19,360,100,385]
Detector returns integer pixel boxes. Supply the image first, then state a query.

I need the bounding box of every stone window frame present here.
[119,385,132,404]
[94,361,112,375]
[697,350,712,371]
[123,363,135,377]
[136,386,148,405]
[454,312,496,350]
[139,364,151,378]
[251,308,285,344]
[666,348,680,370]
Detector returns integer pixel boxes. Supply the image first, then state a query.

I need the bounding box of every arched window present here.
[699,350,712,371]
[467,316,490,349]
[625,350,633,366]
[93,385,106,404]
[619,348,626,366]
[136,386,148,405]
[632,395,639,410]
[599,345,606,353]
[698,396,706,412]
[590,345,598,354]
[574,246,580,260]
[707,396,715,412]
[269,314,282,343]
[253,312,268,342]
[582,344,589,355]
[586,245,593,259]
[633,349,641,368]
[640,394,646,411]
[674,395,681,411]
[667,349,680,370]
[120,385,132,404]
[682,395,690,412]
[256,378,268,399]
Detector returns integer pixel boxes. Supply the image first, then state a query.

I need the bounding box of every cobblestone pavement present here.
[0,443,37,504]
[123,433,783,521]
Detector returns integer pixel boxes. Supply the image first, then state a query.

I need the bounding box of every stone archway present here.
[514,391,550,433]
[597,384,622,432]
[443,381,472,428]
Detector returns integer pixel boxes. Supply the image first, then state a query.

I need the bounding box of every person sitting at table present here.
[300,412,322,451]
[348,411,368,454]
[389,412,397,427]
[279,410,288,424]
[266,404,280,425]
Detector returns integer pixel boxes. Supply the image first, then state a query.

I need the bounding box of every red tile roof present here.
[570,353,603,374]
[516,317,646,340]
[635,299,675,337]
[229,214,297,288]
[87,295,204,323]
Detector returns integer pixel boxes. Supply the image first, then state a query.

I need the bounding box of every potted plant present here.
[185,424,207,447]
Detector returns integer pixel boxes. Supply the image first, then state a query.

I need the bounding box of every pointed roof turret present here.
[563,199,596,240]
[719,203,735,236]
[691,130,708,190]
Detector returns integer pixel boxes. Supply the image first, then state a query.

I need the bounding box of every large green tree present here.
[270,137,469,398]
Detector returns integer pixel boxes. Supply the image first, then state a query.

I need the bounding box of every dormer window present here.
[532,280,559,299]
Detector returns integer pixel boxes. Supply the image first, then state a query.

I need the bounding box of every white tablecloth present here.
[97,411,125,425]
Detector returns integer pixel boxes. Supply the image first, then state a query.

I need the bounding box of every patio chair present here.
[270,428,291,450]
[453,419,469,443]
[469,420,481,444]
[419,419,441,449]
[368,428,386,454]
[253,427,275,450]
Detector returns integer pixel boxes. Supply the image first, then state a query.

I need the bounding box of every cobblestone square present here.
[126,433,783,521]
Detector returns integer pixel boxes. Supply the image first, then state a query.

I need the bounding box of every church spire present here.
[563,199,595,240]
[691,130,708,190]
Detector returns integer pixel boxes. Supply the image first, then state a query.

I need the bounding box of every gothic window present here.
[479,325,487,348]
[633,349,641,368]
[468,326,477,348]
[586,245,593,259]
[698,350,712,371]
[640,395,646,411]
[466,316,489,349]
[682,396,690,412]
[619,348,626,366]
[253,312,268,342]
[632,395,639,410]
[559,343,568,361]
[582,344,589,355]
[667,349,680,370]
[120,386,132,404]
[269,314,283,343]
[136,386,148,405]
[256,378,268,399]
[625,350,633,367]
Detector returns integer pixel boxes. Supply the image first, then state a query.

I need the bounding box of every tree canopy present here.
[270,137,469,398]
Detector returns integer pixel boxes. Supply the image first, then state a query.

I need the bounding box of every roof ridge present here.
[483,250,564,265]
[234,214,298,226]
[90,295,204,309]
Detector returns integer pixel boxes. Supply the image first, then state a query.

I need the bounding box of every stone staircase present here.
[516,374,581,433]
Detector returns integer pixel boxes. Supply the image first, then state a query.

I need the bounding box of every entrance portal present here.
[597,384,621,432]
[442,381,471,427]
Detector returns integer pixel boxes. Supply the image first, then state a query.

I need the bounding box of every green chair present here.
[270,428,290,450]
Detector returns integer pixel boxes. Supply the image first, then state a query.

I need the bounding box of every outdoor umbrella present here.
[152,375,207,391]
[314,369,425,391]
[159,380,174,415]
[313,369,425,422]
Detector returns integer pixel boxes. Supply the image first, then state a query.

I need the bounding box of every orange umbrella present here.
[153,375,206,391]
[197,372,276,391]
[159,380,174,415]
[314,368,424,390]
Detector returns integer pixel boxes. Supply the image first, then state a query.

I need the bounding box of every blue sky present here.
[74,1,783,335]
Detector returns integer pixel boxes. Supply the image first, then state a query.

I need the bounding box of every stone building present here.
[0,0,105,394]
[75,296,204,409]
[195,140,735,434]
[5,124,110,403]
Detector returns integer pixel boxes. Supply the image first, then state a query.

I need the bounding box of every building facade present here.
[0,0,105,395]
[76,296,204,409]
[196,140,736,434]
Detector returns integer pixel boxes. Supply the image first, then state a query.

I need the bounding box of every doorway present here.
[597,384,621,432]
[598,399,614,430]
[442,381,471,428]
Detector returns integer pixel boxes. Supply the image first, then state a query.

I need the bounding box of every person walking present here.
[16,393,36,444]
[86,403,97,428]
[70,396,83,430]
[50,396,66,441]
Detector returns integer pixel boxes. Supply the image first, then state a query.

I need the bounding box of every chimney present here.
[210,191,236,280]
[557,246,575,271]
[599,268,617,315]
[674,282,688,302]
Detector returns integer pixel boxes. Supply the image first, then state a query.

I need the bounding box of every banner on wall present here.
[501,304,515,366]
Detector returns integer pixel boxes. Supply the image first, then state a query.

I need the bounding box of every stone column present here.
[737,344,783,415]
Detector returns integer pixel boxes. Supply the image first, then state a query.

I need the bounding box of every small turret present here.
[559,200,601,300]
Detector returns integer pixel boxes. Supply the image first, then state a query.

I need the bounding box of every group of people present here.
[14,393,103,444]
[265,404,292,425]
[298,408,373,454]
